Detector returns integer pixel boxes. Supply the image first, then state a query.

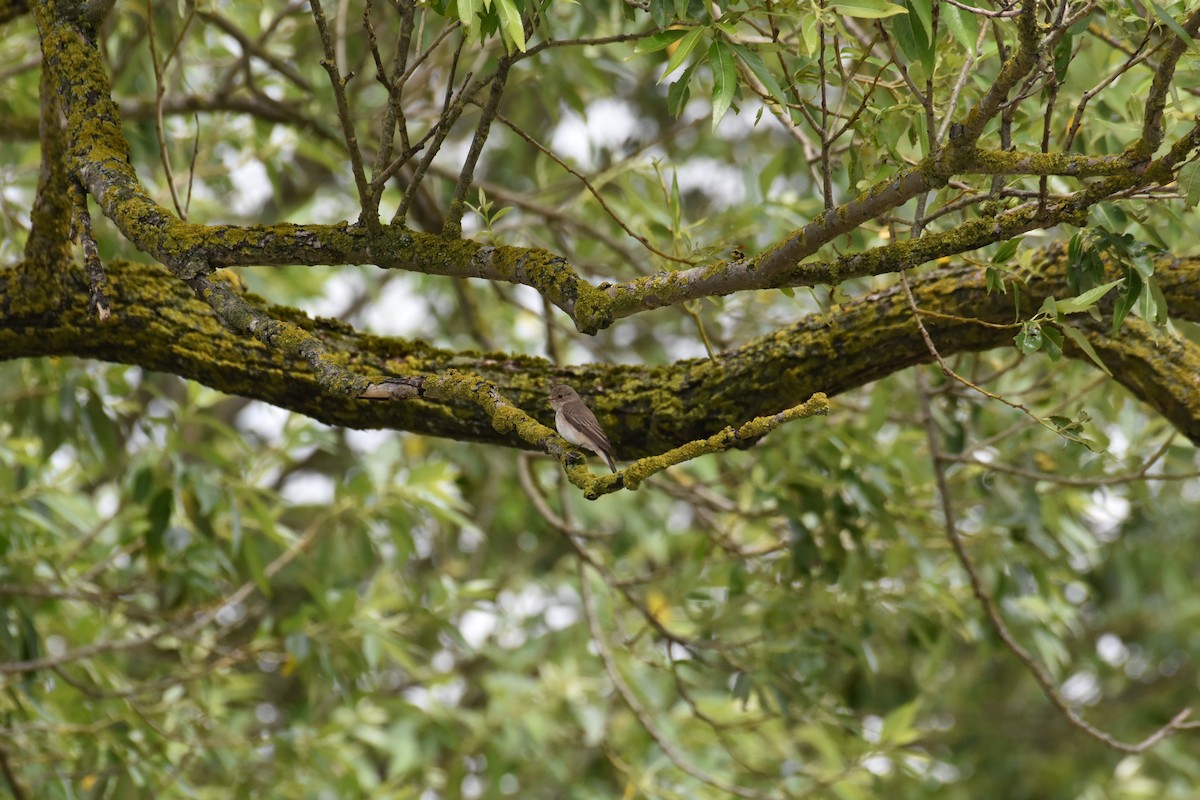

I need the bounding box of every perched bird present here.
[548,384,617,473]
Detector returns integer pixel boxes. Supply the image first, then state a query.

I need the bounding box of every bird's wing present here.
[576,407,614,455]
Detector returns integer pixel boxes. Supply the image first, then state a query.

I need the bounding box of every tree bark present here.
[4,248,1199,453]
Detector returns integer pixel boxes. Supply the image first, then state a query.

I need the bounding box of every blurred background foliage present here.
[3,0,1200,797]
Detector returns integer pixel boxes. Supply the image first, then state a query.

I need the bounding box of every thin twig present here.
[491,111,697,265]
[309,0,377,232]
[915,369,1196,754]
[578,564,779,799]
[898,268,1100,447]
[943,434,1192,487]
[392,34,478,223]
[69,177,112,321]
[443,54,513,237]
[144,0,191,219]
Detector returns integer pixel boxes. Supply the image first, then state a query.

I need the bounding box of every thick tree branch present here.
[3,247,1200,457]
[31,0,1200,340]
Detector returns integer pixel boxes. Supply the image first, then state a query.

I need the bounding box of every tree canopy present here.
[3,0,1200,797]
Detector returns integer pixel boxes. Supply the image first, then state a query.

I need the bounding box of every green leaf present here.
[1015,322,1042,354]
[708,40,738,129]
[1067,230,1082,265]
[729,42,788,112]
[456,0,479,33]
[1110,270,1143,334]
[1093,202,1127,232]
[942,3,978,51]
[880,699,922,746]
[146,487,173,559]
[1137,274,1159,323]
[1041,325,1064,361]
[892,1,935,73]
[1149,1,1194,46]
[830,0,907,19]
[667,58,700,116]
[669,170,682,229]
[1049,413,1101,451]
[1147,277,1170,326]
[1052,33,1073,80]
[649,0,670,28]
[1060,324,1112,376]
[1052,279,1121,315]
[241,535,271,597]
[731,671,752,704]
[891,9,921,65]
[1178,161,1200,210]
[661,27,707,82]
[991,236,1023,264]
[1130,250,1155,280]
[82,392,119,460]
[985,267,1007,294]
[906,0,932,41]
[495,0,526,52]
[131,465,155,504]
[633,29,689,55]
[1047,415,1082,436]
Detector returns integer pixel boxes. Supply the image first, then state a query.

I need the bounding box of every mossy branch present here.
[5,247,1199,457]
[588,392,830,499]
[31,0,1200,341]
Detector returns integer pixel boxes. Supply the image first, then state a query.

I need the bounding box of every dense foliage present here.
[2,1,1200,797]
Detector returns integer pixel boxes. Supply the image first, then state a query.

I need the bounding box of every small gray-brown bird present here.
[548,384,617,473]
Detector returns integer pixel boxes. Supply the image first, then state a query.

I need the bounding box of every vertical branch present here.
[145,0,193,219]
[877,24,930,127]
[369,19,464,210]
[334,0,350,74]
[1136,7,1200,155]
[22,52,72,307]
[923,2,939,154]
[392,33,471,224]
[1038,77,1059,214]
[441,54,513,237]
[542,294,561,366]
[367,0,416,180]
[309,0,379,233]
[817,14,833,210]
[69,177,112,321]
[955,0,1038,145]
[987,20,1013,199]
[184,114,200,218]
[936,20,984,141]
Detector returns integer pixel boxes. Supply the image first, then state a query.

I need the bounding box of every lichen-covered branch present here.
[30,0,1200,343]
[1136,7,1200,155]
[20,59,72,316]
[4,247,1200,459]
[17,2,1200,472]
[602,392,830,498]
